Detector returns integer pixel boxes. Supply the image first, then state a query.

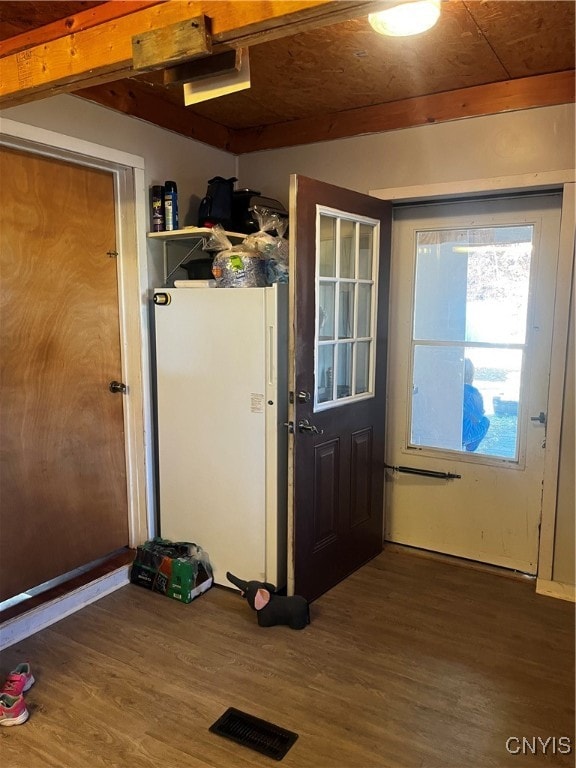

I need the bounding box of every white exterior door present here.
[385,193,562,574]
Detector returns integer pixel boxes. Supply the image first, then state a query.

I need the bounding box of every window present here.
[315,209,379,410]
[409,225,533,459]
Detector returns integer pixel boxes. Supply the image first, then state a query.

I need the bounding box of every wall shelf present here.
[147,227,246,286]
[147,227,246,242]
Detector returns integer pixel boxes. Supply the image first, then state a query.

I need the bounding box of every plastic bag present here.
[206,224,266,288]
[243,207,289,284]
[130,537,213,603]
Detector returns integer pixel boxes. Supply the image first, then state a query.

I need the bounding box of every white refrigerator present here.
[153,283,288,588]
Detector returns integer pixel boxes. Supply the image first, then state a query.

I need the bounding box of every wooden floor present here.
[1,548,574,768]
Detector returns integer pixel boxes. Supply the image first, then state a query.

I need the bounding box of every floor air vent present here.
[209,707,298,760]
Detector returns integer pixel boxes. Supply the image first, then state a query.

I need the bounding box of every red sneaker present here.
[0,693,29,726]
[1,663,35,697]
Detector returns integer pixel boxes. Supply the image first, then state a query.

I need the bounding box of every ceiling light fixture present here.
[368,0,441,37]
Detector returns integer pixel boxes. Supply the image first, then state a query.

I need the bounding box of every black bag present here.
[197,176,237,228]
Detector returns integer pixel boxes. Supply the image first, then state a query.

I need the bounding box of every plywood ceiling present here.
[0,1,574,153]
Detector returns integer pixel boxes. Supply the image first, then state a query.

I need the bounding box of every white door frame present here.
[0,117,153,548]
[371,171,575,586]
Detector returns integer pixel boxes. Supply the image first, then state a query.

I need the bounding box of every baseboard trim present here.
[0,566,130,650]
[535,578,576,602]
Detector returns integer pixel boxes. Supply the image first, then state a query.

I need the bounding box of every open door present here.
[288,175,391,601]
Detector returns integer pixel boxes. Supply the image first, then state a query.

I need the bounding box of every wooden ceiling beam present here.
[0,2,164,58]
[75,80,233,151]
[229,71,576,154]
[0,0,384,107]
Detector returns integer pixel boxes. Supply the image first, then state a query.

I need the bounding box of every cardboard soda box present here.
[130,537,213,603]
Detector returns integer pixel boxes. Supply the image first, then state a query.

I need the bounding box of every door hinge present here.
[107,250,118,258]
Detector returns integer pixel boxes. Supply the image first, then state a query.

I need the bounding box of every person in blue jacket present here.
[462,358,490,452]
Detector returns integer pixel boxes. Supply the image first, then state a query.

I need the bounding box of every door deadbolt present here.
[109,381,127,394]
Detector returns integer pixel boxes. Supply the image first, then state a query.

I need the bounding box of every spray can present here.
[164,180,179,231]
[151,185,164,232]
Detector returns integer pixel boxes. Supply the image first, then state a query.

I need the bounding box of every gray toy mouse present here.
[226,571,310,630]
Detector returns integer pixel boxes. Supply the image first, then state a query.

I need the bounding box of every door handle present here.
[109,380,127,394]
[297,419,324,435]
[530,411,546,424]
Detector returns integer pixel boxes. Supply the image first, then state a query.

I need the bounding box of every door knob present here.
[297,419,323,435]
[530,411,546,424]
[109,380,127,394]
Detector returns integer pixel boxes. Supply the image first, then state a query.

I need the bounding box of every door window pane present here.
[337,343,353,399]
[359,225,373,279]
[340,219,355,278]
[356,342,370,394]
[318,344,334,403]
[410,345,522,460]
[464,347,521,459]
[413,241,467,341]
[338,283,354,339]
[411,345,464,451]
[357,283,371,338]
[319,282,335,340]
[319,215,336,277]
[465,232,532,344]
[414,226,533,344]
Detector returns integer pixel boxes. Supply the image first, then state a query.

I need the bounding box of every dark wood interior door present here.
[290,175,391,602]
[0,147,129,601]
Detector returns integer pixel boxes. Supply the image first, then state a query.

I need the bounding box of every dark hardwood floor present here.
[0,547,574,767]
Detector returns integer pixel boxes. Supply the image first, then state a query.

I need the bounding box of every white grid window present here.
[315,208,379,411]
